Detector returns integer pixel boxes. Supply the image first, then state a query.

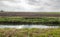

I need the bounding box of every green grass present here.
[30,12,60,15]
[0,17,60,25]
[0,28,60,37]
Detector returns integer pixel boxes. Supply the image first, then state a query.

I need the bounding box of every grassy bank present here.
[0,28,60,37]
[0,17,60,25]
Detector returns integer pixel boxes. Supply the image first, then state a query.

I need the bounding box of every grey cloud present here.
[27,0,41,5]
[0,0,60,12]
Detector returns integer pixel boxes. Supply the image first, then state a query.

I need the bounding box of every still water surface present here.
[0,25,59,29]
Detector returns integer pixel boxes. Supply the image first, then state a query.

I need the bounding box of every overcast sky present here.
[0,0,60,12]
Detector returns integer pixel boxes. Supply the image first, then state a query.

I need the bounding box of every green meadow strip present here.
[0,17,60,25]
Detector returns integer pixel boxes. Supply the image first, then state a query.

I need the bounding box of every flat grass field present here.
[0,12,60,17]
[0,28,60,37]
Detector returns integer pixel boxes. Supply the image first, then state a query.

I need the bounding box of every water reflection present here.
[0,25,59,29]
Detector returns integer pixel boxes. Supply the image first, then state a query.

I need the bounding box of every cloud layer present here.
[0,0,60,12]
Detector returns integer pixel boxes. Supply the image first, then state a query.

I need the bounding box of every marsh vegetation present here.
[0,17,60,25]
[0,28,60,37]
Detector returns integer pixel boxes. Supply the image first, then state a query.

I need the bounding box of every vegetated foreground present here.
[0,28,60,37]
